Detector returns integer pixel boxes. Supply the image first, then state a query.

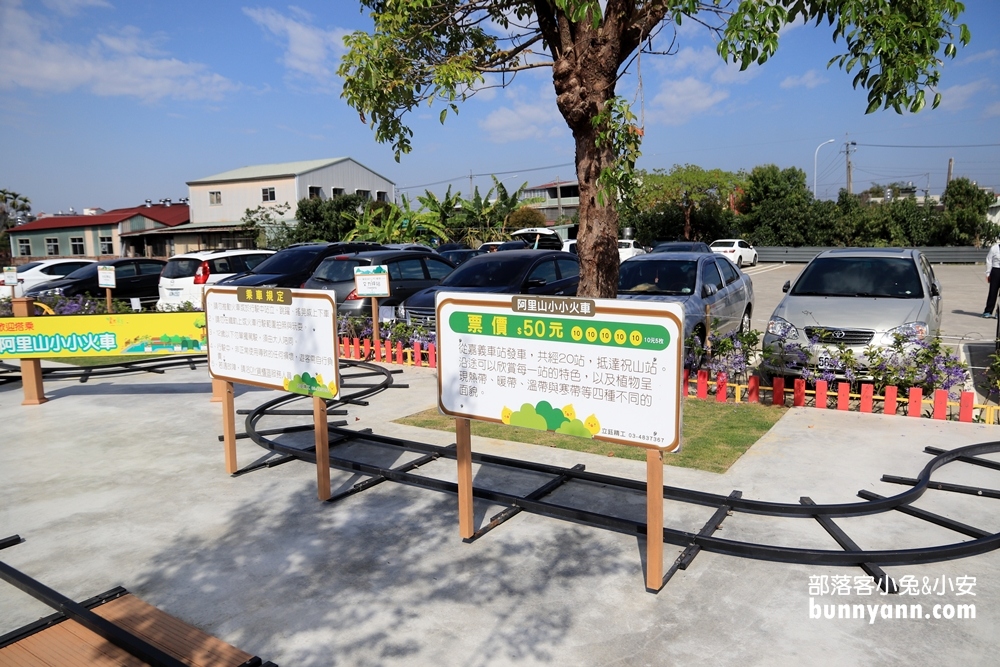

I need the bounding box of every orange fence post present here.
[959,392,974,423]
[428,343,437,369]
[772,377,784,406]
[414,341,423,367]
[884,386,898,416]
[814,380,827,409]
[683,369,690,396]
[352,338,360,359]
[860,384,873,413]
[933,389,948,420]
[908,388,923,417]
[396,341,404,365]
[363,338,371,359]
[837,382,849,411]
[747,375,760,403]
[793,379,805,407]
[696,370,708,399]
[715,372,727,403]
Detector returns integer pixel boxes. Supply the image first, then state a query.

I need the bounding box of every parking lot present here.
[743,262,998,398]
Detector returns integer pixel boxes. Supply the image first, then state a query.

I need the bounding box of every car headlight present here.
[36,288,64,297]
[887,321,929,341]
[766,316,799,339]
[396,305,406,319]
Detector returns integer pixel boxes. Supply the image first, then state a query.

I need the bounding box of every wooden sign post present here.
[353,265,390,359]
[205,286,339,498]
[10,298,47,405]
[98,265,116,314]
[436,293,684,592]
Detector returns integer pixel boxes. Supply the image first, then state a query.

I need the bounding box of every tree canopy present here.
[339,0,969,297]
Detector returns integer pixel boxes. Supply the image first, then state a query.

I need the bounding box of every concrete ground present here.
[2,362,1000,666]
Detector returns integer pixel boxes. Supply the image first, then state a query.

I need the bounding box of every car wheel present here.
[736,256,743,268]
[739,306,752,335]
[751,253,758,266]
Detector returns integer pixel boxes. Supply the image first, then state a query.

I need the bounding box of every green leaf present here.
[439,108,448,124]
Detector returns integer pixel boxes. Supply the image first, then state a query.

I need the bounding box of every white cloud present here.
[780,69,828,89]
[0,1,239,101]
[960,49,998,65]
[712,60,761,85]
[985,101,1000,118]
[649,77,728,125]
[939,79,991,111]
[478,85,566,143]
[243,6,349,89]
[40,0,110,16]
[660,46,718,75]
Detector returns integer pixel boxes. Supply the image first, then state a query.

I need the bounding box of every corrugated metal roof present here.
[10,204,189,233]
[187,158,350,184]
[120,218,282,236]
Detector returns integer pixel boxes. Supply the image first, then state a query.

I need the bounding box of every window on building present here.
[355,189,371,199]
[18,239,31,256]
[308,186,322,199]
[99,236,113,255]
[331,188,345,197]
[376,191,388,202]
[70,237,85,255]
[209,191,222,205]
[262,187,276,202]
[45,238,60,256]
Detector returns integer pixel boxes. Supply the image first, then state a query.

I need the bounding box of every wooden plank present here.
[314,395,331,501]
[221,381,237,474]
[646,450,664,592]
[456,417,474,539]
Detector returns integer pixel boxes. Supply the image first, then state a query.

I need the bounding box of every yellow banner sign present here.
[0,313,207,358]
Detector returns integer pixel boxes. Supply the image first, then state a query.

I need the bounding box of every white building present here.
[186,158,396,225]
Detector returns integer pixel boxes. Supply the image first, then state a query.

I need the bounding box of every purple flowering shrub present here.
[337,315,435,347]
[1,294,133,316]
[863,333,968,398]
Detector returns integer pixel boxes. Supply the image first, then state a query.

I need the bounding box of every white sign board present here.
[205,286,339,399]
[2,267,15,287]
[353,265,390,298]
[436,293,684,452]
[97,266,116,289]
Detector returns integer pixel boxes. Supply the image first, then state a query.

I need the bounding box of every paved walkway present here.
[1,364,999,666]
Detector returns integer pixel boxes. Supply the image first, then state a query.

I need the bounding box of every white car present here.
[618,239,645,262]
[157,249,274,310]
[710,239,758,268]
[6,259,95,298]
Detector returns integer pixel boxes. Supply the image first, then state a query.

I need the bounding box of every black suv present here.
[219,242,385,288]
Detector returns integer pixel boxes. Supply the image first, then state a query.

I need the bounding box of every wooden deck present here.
[0,593,266,667]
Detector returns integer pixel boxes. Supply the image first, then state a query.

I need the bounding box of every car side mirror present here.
[525,278,547,289]
[930,282,941,297]
[702,284,718,298]
[782,280,790,293]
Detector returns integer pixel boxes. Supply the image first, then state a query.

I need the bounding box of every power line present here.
[857,142,1000,149]
[399,161,574,190]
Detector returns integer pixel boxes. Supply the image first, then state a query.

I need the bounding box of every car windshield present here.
[711,241,734,248]
[439,255,533,288]
[654,243,702,253]
[791,257,923,298]
[65,263,99,279]
[250,246,326,274]
[618,260,697,295]
[618,241,633,248]
[17,262,42,272]
[311,258,366,282]
[162,258,202,279]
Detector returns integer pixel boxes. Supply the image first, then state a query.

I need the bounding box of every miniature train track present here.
[236,362,1000,590]
[0,355,206,386]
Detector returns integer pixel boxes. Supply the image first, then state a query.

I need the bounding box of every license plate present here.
[168,289,181,297]
[816,355,843,370]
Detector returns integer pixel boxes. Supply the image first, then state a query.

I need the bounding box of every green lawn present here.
[395,397,786,473]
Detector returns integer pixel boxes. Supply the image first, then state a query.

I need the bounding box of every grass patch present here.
[395,398,786,474]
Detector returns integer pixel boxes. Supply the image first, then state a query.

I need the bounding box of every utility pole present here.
[469,170,474,198]
[844,140,857,194]
[946,158,954,185]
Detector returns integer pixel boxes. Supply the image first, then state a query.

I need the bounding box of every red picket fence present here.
[681,369,989,424]
[339,336,435,367]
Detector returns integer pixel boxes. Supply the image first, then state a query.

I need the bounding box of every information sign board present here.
[97,266,116,289]
[353,265,390,298]
[436,293,684,452]
[2,267,15,287]
[205,286,339,399]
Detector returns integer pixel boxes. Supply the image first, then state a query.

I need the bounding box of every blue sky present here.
[1,0,998,216]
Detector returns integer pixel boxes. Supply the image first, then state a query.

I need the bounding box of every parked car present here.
[478,241,504,252]
[618,239,646,262]
[510,227,564,250]
[156,249,274,310]
[219,242,384,288]
[562,239,578,255]
[760,248,942,382]
[711,239,758,268]
[617,252,755,354]
[439,249,484,266]
[398,249,580,327]
[382,243,434,253]
[26,258,166,307]
[303,250,456,316]
[651,241,713,254]
[435,243,469,253]
[6,259,95,298]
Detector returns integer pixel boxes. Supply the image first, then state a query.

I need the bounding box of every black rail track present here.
[0,355,205,386]
[235,362,1000,586]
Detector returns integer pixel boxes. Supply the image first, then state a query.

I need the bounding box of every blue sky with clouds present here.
[1,0,998,215]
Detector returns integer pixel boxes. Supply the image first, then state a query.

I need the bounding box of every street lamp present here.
[814,139,835,197]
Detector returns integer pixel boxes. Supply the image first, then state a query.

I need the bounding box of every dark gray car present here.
[303,250,456,316]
